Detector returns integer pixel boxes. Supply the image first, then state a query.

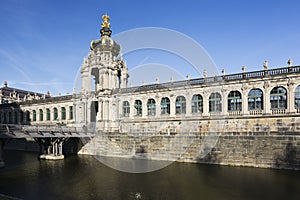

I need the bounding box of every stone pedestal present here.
[39,154,64,160]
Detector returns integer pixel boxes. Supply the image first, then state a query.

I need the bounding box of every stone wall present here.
[79,115,300,170]
[183,132,300,170]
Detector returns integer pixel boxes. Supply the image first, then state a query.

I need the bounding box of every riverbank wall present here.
[79,115,300,170]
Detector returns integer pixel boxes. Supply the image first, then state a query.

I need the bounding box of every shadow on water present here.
[0,150,300,200]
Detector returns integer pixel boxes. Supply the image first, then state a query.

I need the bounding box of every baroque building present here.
[1,15,300,170]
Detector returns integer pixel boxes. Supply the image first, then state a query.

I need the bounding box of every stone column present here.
[288,82,296,114]
[155,95,160,117]
[202,91,209,117]
[84,100,91,124]
[81,72,91,92]
[221,89,228,116]
[129,99,134,119]
[101,100,106,121]
[170,95,176,117]
[97,100,103,121]
[107,100,110,121]
[185,93,192,117]
[242,89,249,115]
[263,87,271,115]
[108,71,111,89]
[112,70,117,89]
[43,108,47,122]
[105,71,109,90]
[142,97,147,118]
[58,140,63,155]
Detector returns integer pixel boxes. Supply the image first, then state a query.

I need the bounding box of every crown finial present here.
[100,14,112,37]
[101,14,110,28]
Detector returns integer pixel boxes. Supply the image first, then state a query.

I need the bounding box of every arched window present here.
[8,112,12,124]
[33,110,36,121]
[26,111,30,122]
[134,100,142,116]
[39,109,43,121]
[209,92,222,112]
[14,111,18,124]
[3,112,7,124]
[46,108,51,121]
[69,106,73,120]
[20,111,24,123]
[270,86,287,109]
[295,85,300,108]
[122,101,130,117]
[53,108,58,120]
[176,96,186,114]
[147,99,156,116]
[161,97,170,115]
[228,91,242,111]
[61,107,66,120]
[191,94,203,113]
[248,89,263,110]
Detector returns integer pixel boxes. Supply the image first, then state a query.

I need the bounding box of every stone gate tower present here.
[76,15,128,131]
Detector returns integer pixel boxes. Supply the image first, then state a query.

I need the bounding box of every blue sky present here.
[0,0,300,95]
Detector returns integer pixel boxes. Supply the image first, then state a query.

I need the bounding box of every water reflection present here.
[0,150,300,200]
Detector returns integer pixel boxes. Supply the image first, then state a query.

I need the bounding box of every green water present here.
[0,150,300,200]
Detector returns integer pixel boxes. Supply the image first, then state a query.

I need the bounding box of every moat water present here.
[1,150,300,200]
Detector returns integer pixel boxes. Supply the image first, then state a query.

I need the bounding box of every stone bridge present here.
[0,124,95,167]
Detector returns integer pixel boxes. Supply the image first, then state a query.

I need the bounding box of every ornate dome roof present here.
[90,15,120,56]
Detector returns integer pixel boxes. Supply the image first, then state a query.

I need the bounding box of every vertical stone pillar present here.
[106,100,110,121]
[97,99,102,121]
[66,106,69,121]
[288,82,296,113]
[170,95,176,117]
[105,71,109,90]
[129,99,134,119]
[142,97,147,118]
[85,99,89,124]
[112,70,117,89]
[221,89,228,116]
[58,140,63,155]
[50,107,54,122]
[43,108,47,122]
[242,89,249,115]
[264,87,271,115]
[81,73,91,92]
[155,96,160,117]
[108,71,111,89]
[101,100,104,120]
[102,98,107,121]
[202,91,209,117]
[185,94,192,117]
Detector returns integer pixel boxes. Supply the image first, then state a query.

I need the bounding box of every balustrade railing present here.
[209,112,222,117]
[271,109,286,115]
[115,66,300,94]
[249,110,263,115]
[228,110,241,116]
